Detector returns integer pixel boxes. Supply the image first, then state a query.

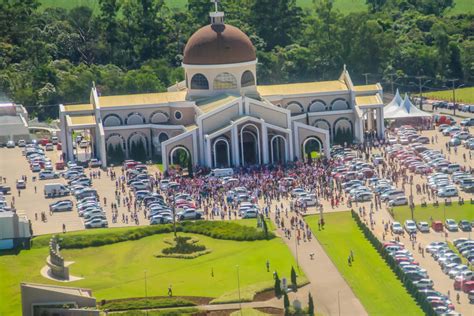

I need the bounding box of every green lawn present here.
[306,212,423,316]
[39,0,472,14]
[426,87,474,104]
[392,203,474,223]
[0,231,301,315]
[230,308,271,316]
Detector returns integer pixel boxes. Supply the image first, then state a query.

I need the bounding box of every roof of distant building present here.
[257,80,348,96]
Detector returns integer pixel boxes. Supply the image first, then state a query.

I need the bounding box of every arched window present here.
[241,70,255,87]
[190,73,209,90]
[214,72,237,90]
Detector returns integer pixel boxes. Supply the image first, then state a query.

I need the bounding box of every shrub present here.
[161,236,206,254]
[99,297,195,311]
[32,220,274,250]
[308,292,314,316]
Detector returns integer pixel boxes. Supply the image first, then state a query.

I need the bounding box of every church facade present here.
[59,9,385,170]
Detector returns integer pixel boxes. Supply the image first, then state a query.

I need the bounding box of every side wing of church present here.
[59,7,385,170]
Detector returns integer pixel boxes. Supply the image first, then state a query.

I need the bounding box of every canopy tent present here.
[383,89,403,117]
[384,93,432,119]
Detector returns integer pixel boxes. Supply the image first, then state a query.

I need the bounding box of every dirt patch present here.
[201,307,283,315]
[253,288,275,301]
[100,296,213,306]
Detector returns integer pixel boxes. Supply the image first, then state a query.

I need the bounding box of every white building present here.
[59,8,385,169]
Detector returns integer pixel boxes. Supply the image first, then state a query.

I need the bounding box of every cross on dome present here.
[211,0,220,12]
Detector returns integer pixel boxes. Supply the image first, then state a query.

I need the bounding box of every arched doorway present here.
[128,132,148,162]
[240,124,261,166]
[213,138,231,167]
[333,118,354,145]
[170,146,191,168]
[270,135,287,164]
[302,137,323,161]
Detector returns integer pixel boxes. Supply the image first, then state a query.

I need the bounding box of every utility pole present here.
[415,76,430,111]
[362,73,370,85]
[445,79,464,116]
[386,73,398,94]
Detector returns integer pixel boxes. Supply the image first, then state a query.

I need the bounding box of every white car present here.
[391,222,403,234]
[388,196,408,206]
[39,170,59,180]
[177,209,202,220]
[438,186,458,197]
[242,209,258,218]
[404,220,417,234]
[448,265,469,279]
[85,218,108,228]
[417,221,430,233]
[413,279,433,289]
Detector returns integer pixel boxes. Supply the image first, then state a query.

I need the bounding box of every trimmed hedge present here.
[109,308,198,316]
[180,221,275,241]
[350,210,436,316]
[32,220,275,250]
[99,297,195,311]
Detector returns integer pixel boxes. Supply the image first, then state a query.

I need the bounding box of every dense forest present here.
[0,0,472,119]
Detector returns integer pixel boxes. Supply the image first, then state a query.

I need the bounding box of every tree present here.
[283,292,290,315]
[274,272,282,297]
[249,0,302,50]
[290,266,297,291]
[308,292,314,316]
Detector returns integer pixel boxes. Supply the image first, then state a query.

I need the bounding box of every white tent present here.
[384,93,432,119]
[383,89,403,117]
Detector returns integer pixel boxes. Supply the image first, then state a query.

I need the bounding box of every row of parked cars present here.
[426,239,474,303]
[44,161,108,229]
[439,124,473,148]
[384,240,456,314]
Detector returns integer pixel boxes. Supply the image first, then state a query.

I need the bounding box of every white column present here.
[231,124,240,166]
[261,119,269,164]
[205,135,212,168]
[287,129,294,162]
[293,127,300,160]
[162,142,168,171]
[323,130,331,157]
[367,109,373,131]
[66,129,74,162]
[377,108,385,139]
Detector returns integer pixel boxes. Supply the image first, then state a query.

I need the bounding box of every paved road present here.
[266,201,368,316]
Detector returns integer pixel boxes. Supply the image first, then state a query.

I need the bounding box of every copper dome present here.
[183,24,256,65]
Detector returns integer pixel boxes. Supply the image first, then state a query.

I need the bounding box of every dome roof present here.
[183,24,256,65]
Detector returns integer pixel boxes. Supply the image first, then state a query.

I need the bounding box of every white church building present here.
[59,7,385,170]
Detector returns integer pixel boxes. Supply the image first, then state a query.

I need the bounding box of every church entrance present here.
[242,131,258,165]
[213,138,231,167]
[270,135,287,164]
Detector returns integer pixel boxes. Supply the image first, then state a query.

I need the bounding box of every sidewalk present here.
[268,207,368,316]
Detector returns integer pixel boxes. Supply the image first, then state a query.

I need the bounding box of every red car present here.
[462,280,474,293]
[39,138,50,146]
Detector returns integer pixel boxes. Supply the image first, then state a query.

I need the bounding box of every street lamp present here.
[236,265,242,314]
[410,76,431,110]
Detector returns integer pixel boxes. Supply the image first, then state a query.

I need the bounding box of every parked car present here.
[49,200,73,212]
[458,220,472,232]
[84,218,108,229]
[177,209,202,220]
[391,222,403,234]
[388,196,408,206]
[404,220,417,234]
[89,158,102,168]
[417,221,430,233]
[39,170,59,180]
[445,219,458,232]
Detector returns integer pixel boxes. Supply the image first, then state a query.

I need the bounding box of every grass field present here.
[392,203,474,223]
[306,212,423,316]
[426,87,474,104]
[39,0,472,14]
[0,228,301,315]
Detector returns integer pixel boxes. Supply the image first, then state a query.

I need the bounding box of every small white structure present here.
[0,211,31,250]
[0,101,29,144]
